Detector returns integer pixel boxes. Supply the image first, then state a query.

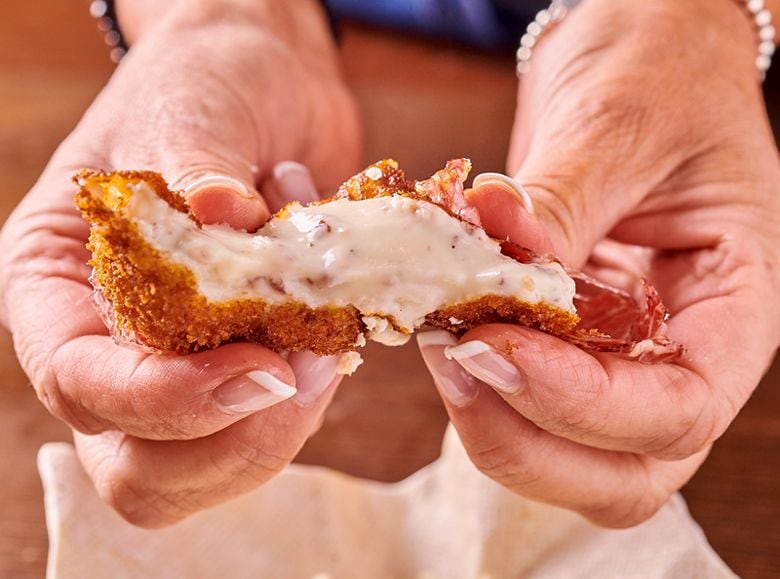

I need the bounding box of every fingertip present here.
[75,431,188,529]
[472,173,534,214]
[262,161,319,213]
[466,181,554,254]
[417,331,481,408]
[184,175,270,232]
[286,351,342,407]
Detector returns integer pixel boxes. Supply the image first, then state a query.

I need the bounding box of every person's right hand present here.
[0,0,360,527]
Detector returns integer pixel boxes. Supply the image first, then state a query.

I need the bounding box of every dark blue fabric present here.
[323,0,547,49]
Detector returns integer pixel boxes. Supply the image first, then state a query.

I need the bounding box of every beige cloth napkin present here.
[38,426,735,579]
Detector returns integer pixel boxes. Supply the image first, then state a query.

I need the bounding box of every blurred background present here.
[1,2,778,577]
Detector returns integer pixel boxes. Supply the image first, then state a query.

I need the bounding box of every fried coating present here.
[75,162,579,356]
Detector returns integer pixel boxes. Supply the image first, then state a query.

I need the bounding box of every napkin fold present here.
[38,426,735,579]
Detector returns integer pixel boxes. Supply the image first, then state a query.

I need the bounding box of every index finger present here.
[74,364,340,528]
[10,270,308,440]
[445,246,776,460]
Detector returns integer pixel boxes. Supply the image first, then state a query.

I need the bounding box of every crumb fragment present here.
[337,351,364,375]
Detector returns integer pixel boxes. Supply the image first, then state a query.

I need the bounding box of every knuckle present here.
[581,491,665,529]
[467,430,541,489]
[645,379,727,461]
[530,182,586,261]
[531,360,609,436]
[34,370,107,435]
[122,358,207,440]
[647,423,710,461]
[125,389,184,440]
[93,454,185,529]
[227,430,295,481]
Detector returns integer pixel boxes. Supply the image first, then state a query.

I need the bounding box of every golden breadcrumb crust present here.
[74,164,579,355]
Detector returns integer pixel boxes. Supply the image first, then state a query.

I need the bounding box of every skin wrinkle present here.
[466,418,544,488]
[2,220,91,266]
[599,353,714,459]
[70,347,127,433]
[652,259,758,317]
[133,368,191,442]
[104,38,263,171]
[581,457,663,529]
[49,341,116,435]
[516,69,688,255]
[2,259,92,307]
[520,180,588,263]
[18,285,96,382]
[37,364,105,436]
[524,353,609,435]
[226,424,296,483]
[118,352,211,440]
[105,438,188,527]
[648,403,715,462]
[8,202,90,234]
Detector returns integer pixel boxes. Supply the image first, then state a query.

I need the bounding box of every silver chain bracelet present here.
[516,0,776,82]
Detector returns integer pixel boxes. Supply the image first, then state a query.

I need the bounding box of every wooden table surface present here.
[1,3,778,578]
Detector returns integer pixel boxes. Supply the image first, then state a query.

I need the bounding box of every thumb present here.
[468,153,649,269]
[183,172,269,233]
[111,144,270,233]
[496,75,679,267]
[465,173,557,258]
[508,157,616,268]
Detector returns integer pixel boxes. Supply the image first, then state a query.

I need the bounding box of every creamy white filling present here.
[123,181,576,337]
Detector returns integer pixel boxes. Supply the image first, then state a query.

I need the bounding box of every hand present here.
[418,0,780,527]
[0,0,360,527]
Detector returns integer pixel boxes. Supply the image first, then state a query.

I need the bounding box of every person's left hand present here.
[418,0,780,527]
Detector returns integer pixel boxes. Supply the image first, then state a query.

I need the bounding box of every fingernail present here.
[417,331,480,407]
[287,351,341,407]
[213,371,297,414]
[472,173,534,214]
[183,174,268,231]
[445,340,525,395]
[272,161,319,205]
[184,175,255,200]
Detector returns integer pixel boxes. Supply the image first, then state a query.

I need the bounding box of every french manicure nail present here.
[472,172,535,214]
[272,161,319,205]
[417,331,480,407]
[445,340,525,395]
[287,351,341,406]
[213,371,297,414]
[185,175,255,200]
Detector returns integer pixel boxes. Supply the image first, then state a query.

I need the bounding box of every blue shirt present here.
[323,0,547,49]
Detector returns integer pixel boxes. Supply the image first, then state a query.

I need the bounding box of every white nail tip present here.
[185,175,249,195]
[273,160,311,181]
[245,371,297,399]
[445,341,521,394]
[472,172,535,214]
[416,330,459,348]
[444,340,493,361]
